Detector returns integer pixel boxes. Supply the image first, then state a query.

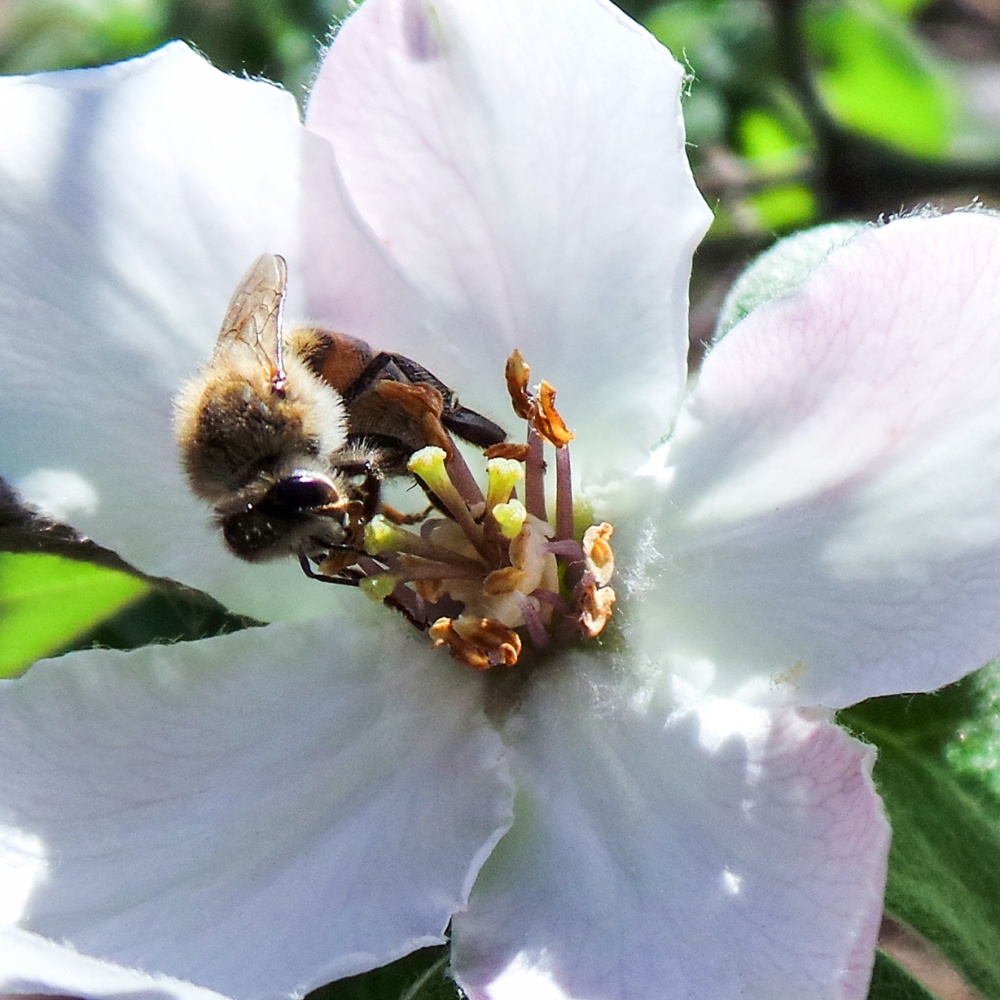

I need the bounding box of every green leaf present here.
[737,106,818,230]
[0,0,168,73]
[739,106,808,167]
[308,948,456,1000]
[868,951,937,1000]
[869,0,932,17]
[745,183,818,232]
[0,552,147,677]
[841,665,1000,1000]
[803,0,956,158]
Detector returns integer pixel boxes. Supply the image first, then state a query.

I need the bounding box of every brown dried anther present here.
[583,522,615,588]
[483,565,527,596]
[577,579,617,639]
[503,351,574,449]
[430,616,522,670]
[484,441,532,462]
[504,349,534,420]
[309,350,616,669]
[535,381,574,448]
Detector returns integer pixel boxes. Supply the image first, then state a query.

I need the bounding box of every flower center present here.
[314,351,616,669]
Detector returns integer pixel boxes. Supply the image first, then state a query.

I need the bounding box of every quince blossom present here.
[1,1,1000,999]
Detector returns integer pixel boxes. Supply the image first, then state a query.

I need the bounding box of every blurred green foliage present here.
[646,0,1000,237]
[2,0,998,235]
[0,0,354,96]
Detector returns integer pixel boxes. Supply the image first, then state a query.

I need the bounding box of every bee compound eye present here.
[264,474,336,513]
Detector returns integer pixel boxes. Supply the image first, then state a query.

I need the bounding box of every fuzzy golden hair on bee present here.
[174,252,507,574]
[173,347,348,506]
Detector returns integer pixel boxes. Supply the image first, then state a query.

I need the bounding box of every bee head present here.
[218,466,379,564]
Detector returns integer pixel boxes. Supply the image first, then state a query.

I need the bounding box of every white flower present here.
[2,1,1000,999]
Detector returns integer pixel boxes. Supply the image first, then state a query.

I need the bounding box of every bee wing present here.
[214,253,288,382]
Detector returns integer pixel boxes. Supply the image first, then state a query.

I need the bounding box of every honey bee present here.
[174,253,505,579]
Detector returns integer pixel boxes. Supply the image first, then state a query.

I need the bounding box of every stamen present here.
[577,579,617,638]
[408,447,485,554]
[546,539,585,561]
[376,380,451,453]
[492,499,528,540]
[386,580,431,630]
[304,350,617,669]
[376,378,485,505]
[555,445,573,541]
[392,558,485,584]
[523,431,546,522]
[365,514,483,571]
[583,522,615,587]
[485,458,524,509]
[531,588,571,614]
[442,440,486,508]
[535,381,574,448]
[430,616,522,670]
[485,442,532,462]
[504,349,533,420]
[513,591,550,649]
[360,574,399,603]
[483,566,527,596]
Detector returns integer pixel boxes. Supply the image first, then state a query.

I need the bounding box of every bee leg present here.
[298,555,428,631]
[380,501,432,525]
[384,353,507,447]
[298,553,363,586]
[440,404,507,448]
[326,457,383,523]
[340,351,409,401]
[352,352,508,449]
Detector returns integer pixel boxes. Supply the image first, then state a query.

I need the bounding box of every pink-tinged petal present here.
[0,44,369,623]
[299,130,429,352]
[307,0,711,465]
[0,927,232,1000]
[452,661,888,1000]
[630,211,1000,708]
[0,613,514,1000]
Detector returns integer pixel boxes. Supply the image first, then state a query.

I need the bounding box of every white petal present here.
[630,212,1000,707]
[452,661,888,1000]
[298,130,429,352]
[307,0,711,465]
[0,44,356,623]
[0,926,231,1000]
[0,614,514,999]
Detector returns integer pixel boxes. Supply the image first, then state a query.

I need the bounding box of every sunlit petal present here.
[0,615,514,999]
[307,0,711,463]
[0,926,231,1000]
[630,212,1000,707]
[0,43,357,623]
[452,660,888,1000]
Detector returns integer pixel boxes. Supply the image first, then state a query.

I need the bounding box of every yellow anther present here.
[360,574,399,603]
[485,457,524,508]
[492,499,528,540]
[364,514,403,555]
[407,446,450,492]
